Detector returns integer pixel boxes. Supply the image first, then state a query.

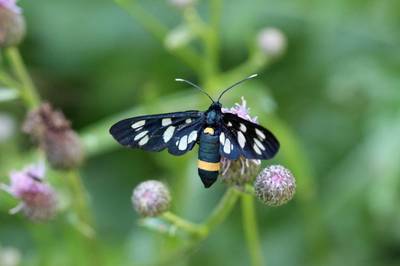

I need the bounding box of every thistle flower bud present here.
[257,27,287,57]
[0,246,21,266]
[221,97,261,187]
[220,157,261,187]
[0,0,25,48]
[254,165,296,207]
[132,180,171,217]
[1,162,58,221]
[23,103,84,170]
[168,0,195,9]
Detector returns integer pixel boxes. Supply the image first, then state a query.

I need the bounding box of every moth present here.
[109,74,279,188]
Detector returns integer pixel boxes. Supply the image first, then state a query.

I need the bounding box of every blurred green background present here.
[1,0,400,265]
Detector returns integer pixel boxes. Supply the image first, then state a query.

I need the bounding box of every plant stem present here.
[66,170,96,237]
[4,47,40,109]
[0,71,21,89]
[204,187,240,231]
[114,0,202,73]
[241,194,264,266]
[221,51,268,86]
[150,187,240,239]
[66,170,102,266]
[162,211,207,237]
[202,0,222,84]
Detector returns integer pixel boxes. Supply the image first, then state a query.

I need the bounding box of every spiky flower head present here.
[0,0,25,48]
[132,180,171,217]
[254,165,296,206]
[0,162,58,221]
[257,27,287,57]
[220,97,261,187]
[23,103,84,170]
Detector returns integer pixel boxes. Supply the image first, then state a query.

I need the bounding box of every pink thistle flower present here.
[220,97,261,187]
[132,180,171,217]
[0,0,24,48]
[0,0,21,14]
[1,162,58,221]
[254,165,296,206]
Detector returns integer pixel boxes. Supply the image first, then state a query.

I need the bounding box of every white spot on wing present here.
[220,132,225,145]
[134,131,148,141]
[237,131,246,148]
[139,135,149,146]
[253,144,262,155]
[255,128,266,140]
[240,123,247,132]
[224,138,231,154]
[162,118,172,126]
[188,131,197,143]
[227,122,232,127]
[185,118,192,124]
[178,135,188,150]
[131,120,145,129]
[163,126,175,143]
[254,138,265,151]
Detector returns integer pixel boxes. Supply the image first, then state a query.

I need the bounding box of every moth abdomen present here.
[198,128,220,188]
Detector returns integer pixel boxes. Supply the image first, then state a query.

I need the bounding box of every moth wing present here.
[110,111,204,155]
[220,112,279,160]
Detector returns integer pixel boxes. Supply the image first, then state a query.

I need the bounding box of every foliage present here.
[1,0,400,266]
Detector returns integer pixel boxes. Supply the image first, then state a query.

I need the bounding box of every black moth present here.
[109,74,279,188]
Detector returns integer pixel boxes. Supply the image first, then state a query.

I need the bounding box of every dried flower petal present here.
[23,103,84,170]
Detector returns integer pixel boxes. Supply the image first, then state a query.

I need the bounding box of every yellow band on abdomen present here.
[198,160,220,171]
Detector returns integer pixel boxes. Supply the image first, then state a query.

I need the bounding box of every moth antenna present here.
[175,78,215,103]
[217,74,258,102]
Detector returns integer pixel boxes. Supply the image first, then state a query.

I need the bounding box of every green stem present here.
[4,47,40,109]
[241,194,264,266]
[114,0,202,73]
[0,71,21,89]
[204,187,240,231]
[202,0,222,83]
[146,187,239,240]
[162,211,207,237]
[66,170,102,266]
[66,170,96,238]
[221,51,269,85]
